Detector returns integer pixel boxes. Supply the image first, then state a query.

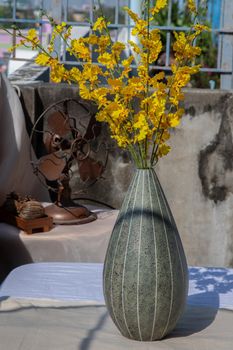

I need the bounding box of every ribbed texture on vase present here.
[103,169,188,341]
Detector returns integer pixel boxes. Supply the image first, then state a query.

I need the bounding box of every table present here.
[0,208,118,282]
[18,208,118,262]
[0,263,233,309]
[0,263,232,349]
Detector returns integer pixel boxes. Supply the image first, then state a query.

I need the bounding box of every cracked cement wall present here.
[156,90,233,268]
[16,83,233,267]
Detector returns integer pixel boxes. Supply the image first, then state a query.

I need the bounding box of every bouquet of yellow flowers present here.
[10,0,208,168]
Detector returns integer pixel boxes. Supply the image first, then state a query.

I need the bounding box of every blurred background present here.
[0,0,231,89]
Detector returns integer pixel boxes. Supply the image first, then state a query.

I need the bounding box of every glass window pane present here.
[67,0,90,22]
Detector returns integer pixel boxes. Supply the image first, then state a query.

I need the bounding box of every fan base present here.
[44,204,97,225]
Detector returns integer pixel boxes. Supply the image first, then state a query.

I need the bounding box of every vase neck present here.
[136,167,154,171]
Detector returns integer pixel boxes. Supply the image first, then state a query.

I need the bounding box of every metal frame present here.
[0,0,232,88]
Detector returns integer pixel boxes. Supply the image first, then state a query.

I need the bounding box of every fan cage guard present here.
[29,97,108,224]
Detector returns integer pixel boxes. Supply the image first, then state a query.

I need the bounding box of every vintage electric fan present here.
[30,97,107,224]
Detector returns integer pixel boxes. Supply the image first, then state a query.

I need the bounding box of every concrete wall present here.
[157,90,233,268]
[17,83,233,267]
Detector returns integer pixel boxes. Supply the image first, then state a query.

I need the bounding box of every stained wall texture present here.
[18,83,233,267]
[156,90,233,268]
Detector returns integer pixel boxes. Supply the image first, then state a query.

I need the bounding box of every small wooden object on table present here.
[0,208,53,234]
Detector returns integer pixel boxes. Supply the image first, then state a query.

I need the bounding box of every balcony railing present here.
[0,0,233,89]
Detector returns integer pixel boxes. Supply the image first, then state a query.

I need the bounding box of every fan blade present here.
[78,157,104,182]
[83,115,101,140]
[44,132,61,153]
[47,111,71,137]
[37,151,68,181]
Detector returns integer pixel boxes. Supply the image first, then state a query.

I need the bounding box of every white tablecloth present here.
[0,263,233,350]
[1,263,233,310]
[0,208,118,282]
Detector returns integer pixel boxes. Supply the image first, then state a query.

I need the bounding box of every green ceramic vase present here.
[103,168,188,341]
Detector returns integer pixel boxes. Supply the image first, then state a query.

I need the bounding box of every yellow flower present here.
[131,19,147,37]
[85,34,98,45]
[128,77,146,94]
[98,52,116,70]
[8,38,27,52]
[141,29,162,63]
[133,112,151,143]
[63,26,72,40]
[112,106,129,123]
[69,67,82,83]
[82,64,102,81]
[122,55,134,66]
[93,17,109,32]
[50,62,66,83]
[26,29,38,41]
[157,143,171,157]
[128,40,141,55]
[193,24,210,33]
[137,65,150,86]
[123,7,139,23]
[151,0,168,15]
[25,29,40,48]
[96,109,108,122]
[35,53,50,66]
[79,83,93,100]
[167,110,184,128]
[150,71,165,88]
[108,78,123,91]
[9,2,204,166]
[173,31,201,62]
[92,88,109,108]
[120,86,135,101]
[142,92,166,127]
[124,7,148,37]
[70,39,91,62]
[101,101,129,124]
[187,24,210,42]
[54,22,67,34]
[95,36,111,54]
[112,42,126,59]
[187,0,197,14]
[171,64,200,76]
[112,135,130,148]
[167,65,199,107]
[121,55,134,77]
